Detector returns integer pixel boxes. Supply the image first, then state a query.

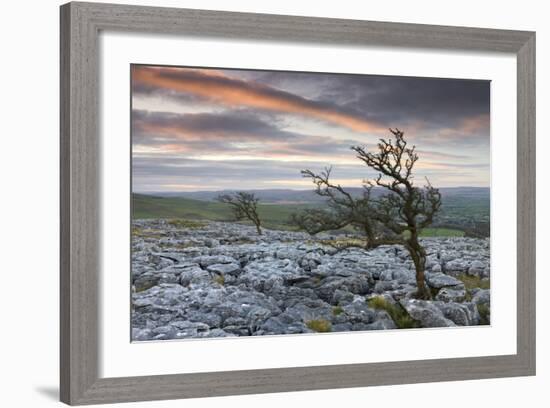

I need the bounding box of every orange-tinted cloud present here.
[436,113,489,137]
[460,113,490,134]
[132,66,385,133]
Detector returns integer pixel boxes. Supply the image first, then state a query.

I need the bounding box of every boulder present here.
[275,248,304,261]
[431,263,442,273]
[151,325,177,340]
[133,273,160,292]
[342,300,376,324]
[260,317,287,333]
[204,328,235,338]
[195,255,239,268]
[237,259,303,292]
[468,260,488,277]
[426,272,465,289]
[444,259,469,275]
[206,263,241,276]
[172,321,218,338]
[185,310,223,328]
[331,289,355,305]
[332,323,353,332]
[132,283,187,311]
[157,272,179,285]
[436,288,467,303]
[363,319,397,330]
[314,274,370,303]
[178,265,211,287]
[435,302,480,326]
[379,268,415,284]
[279,301,333,324]
[132,328,154,341]
[246,306,273,331]
[374,280,399,293]
[472,289,491,306]
[399,299,456,328]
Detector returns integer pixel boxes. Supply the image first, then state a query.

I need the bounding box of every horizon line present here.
[133,185,490,194]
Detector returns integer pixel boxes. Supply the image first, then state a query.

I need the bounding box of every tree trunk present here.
[255,223,262,235]
[407,237,431,300]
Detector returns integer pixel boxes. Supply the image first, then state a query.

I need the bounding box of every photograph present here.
[130,64,491,341]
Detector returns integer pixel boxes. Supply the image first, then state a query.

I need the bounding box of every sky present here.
[131,65,490,192]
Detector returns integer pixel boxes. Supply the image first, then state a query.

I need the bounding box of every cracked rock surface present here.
[131,219,490,341]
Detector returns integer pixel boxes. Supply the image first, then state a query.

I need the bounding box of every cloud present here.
[132,66,386,133]
[235,71,491,144]
[132,109,369,161]
[132,154,489,192]
[131,65,490,190]
[249,71,490,128]
[133,109,294,142]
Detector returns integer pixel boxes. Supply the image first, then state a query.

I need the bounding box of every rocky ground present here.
[131,219,491,341]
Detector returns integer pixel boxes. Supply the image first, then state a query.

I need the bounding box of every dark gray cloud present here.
[132,109,293,142]
[242,70,490,131]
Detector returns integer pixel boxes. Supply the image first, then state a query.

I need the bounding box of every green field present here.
[133,193,465,237]
[133,194,313,230]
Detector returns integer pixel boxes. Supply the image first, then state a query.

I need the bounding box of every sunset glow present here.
[132,65,490,192]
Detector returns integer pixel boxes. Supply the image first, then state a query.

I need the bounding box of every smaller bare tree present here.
[217,191,263,235]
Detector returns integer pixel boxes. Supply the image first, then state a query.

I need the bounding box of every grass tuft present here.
[477,304,490,325]
[134,281,156,293]
[167,218,206,229]
[132,226,164,239]
[321,238,365,250]
[212,275,225,285]
[367,296,388,310]
[367,296,420,329]
[457,274,490,290]
[332,306,344,316]
[306,319,332,333]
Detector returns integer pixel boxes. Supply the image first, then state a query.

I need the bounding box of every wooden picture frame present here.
[60,2,535,405]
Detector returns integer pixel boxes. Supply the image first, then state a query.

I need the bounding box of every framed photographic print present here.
[60,1,536,405]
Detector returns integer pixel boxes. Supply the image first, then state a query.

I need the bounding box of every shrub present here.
[367,296,388,310]
[306,319,332,332]
[457,274,490,290]
[367,296,420,329]
[332,306,344,316]
[212,275,225,285]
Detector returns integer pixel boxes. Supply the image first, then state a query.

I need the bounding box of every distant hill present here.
[133,186,490,237]
[143,187,489,205]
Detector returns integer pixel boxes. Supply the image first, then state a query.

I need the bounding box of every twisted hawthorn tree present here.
[293,128,441,299]
[217,191,263,235]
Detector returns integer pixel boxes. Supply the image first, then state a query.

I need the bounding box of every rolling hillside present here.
[132,192,480,237]
[132,193,315,230]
